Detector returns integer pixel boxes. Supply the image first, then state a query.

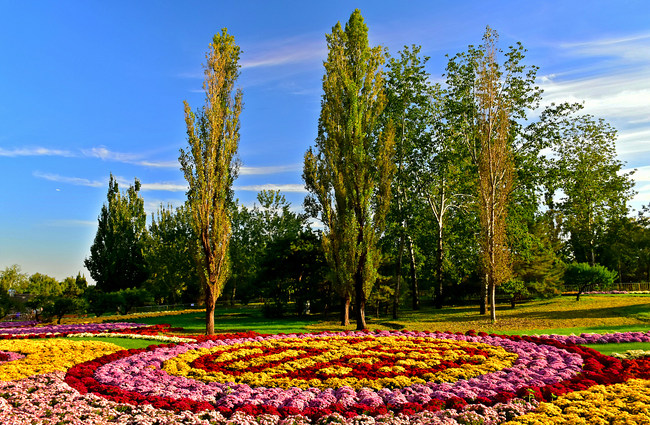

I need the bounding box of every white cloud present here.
[135,160,179,168]
[239,164,302,175]
[44,219,97,227]
[539,71,650,124]
[627,165,650,182]
[234,183,308,193]
[537,31,650,183]
[140,182,188,192]
[82,146,180,169]
[33,171,104,188]
[83,146,302,173]
[538,31,650,123]
[616,129,650,157]
[561,33,650,62]
[0,147,75,157]
[240,35,325,70]
[82,146,140,162]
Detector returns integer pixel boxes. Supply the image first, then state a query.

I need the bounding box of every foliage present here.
[259,230,328,318]
[143,204,201,305]
[227,201,263,304]
[564,262,618,301]
[21,273,88,319]
[42,297,86,324]
[62,273,87,298]
[85,174,148,292]
[551,109,635,265]
[25,273,62,297]
[500,278,529,308]
[83,286,114,317]
[179,28,242,335]
[0,264,29,292]
[511,220,565,299]
[598,211,650,283]
[443,26,541,321]
[383,45,438,313]
[304,9,395,330]
[227,191,325,310]
[0,286,14,319]
[83,287,153,317]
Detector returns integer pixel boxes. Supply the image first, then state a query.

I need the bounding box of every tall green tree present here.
[0,265,29,293]
[179,29,242,335]
[304,9,395,330]
[554,113,635,265]
[383,45,434,315]
[0,286,13,319]
[228,190,315,306]
[85,174,148,292]
[227,201,263,304]
[144,204,200,305]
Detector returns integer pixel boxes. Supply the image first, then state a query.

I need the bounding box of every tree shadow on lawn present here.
[513,300,650,322]
[131,309,322,335]
[366,298,650,334]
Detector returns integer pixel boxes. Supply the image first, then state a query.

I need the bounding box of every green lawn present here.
[100,295,649,354]
[65,336,166,349]
[122,305,319,335]
[583,342,650,356]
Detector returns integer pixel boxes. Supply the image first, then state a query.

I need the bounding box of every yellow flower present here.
[0,339,122,381]
[506,379,650,424]
[162,335,517,390]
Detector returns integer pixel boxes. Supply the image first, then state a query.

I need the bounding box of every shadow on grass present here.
[125,306,321,335]
[115,296,649,335]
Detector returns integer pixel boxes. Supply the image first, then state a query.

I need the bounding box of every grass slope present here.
[65,336,165,349]
[106,295,649,354]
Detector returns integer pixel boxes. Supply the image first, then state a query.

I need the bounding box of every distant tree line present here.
[0,265,88,323]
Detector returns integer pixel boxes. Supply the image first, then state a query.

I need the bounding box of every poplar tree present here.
[303,9,395,330]
[475,29,513,323]
[179,29,242,335]
[445,27,539,322]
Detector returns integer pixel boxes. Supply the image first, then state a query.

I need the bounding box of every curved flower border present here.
[0,326,647,423]
[62,330,637,420]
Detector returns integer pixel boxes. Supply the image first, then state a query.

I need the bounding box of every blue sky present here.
[1,0,649,282]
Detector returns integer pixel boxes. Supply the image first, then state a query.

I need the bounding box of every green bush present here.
[564,262,617,301]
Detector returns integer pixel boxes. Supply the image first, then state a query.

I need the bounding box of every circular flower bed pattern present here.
[0,326,648,424]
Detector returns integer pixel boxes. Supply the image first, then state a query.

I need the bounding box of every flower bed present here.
[0,327,647,424]
[0,320,38,329]
[583,290,650,295]
[0,321,148,337]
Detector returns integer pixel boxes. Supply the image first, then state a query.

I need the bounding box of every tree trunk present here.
[230,281,237,306]
[435,223,444,309]
[355,272,367,330]
[356,298,367,330]
[480,274,488,315]
[393,233,405,319]
[340,294,350,326]
[407,235,419,310]
[489,282,496,323]
[205,285,216,335]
